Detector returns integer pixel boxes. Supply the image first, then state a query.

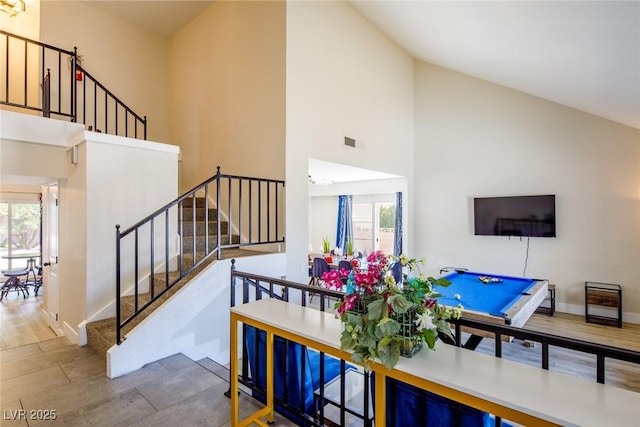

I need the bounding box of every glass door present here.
[352,199,396,256]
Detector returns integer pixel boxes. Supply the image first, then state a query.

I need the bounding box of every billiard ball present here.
[454,294,461,300]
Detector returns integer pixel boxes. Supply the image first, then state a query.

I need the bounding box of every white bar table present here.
[229,298,639,427]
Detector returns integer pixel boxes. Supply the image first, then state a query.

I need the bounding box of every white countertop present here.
[231,298,640,427]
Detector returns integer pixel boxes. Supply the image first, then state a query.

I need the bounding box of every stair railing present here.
[115,166,285,344]
[1,30,146,139]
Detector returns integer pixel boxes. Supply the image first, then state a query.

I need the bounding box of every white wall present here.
[84,134,179,319]
[0,111,79,181]
[286,1,414,283]
[107,253,286,378]
[59,131,179,341]
[414,62,640,321]
[168,1,286,191]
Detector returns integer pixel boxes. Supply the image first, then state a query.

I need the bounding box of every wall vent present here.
[344,136,356,148]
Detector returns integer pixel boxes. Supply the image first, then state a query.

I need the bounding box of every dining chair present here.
[33,265,43,295]
[337,260,353,272]
[309,257,331,302]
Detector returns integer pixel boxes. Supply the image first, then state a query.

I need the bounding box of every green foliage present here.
[337,252,463,371]
[0,203,40,250]
[379,205,396,229]
[376,336,400,370]
[346,239,354,255]
[322,236,331,254]
[387,294,413,314]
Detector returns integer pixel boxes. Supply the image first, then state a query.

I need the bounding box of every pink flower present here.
[424,298,436,309]
[321,270,344,290]
[337,293,360,316]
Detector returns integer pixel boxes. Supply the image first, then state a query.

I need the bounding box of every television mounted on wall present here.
[473,195,556,238]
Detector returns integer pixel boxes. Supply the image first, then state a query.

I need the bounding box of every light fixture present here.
[1,0,25,17]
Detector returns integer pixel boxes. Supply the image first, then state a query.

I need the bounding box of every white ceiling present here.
[309,158,400,184]
[350,0,640,130]
[79,1,639,131]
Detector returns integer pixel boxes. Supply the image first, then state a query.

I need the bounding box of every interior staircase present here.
[86,197,243,358]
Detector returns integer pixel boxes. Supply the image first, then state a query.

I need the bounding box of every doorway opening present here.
[353,198,396,255]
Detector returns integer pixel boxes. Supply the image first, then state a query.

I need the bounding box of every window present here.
[0,201,41,270]
[352,197,395,255]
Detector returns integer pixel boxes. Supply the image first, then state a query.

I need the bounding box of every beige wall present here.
[40,1,171,143]
[414,62,640,321]
[0,0,38,38]
[286,1,415,282]
[169,1,286,191]
[1,0,40,112]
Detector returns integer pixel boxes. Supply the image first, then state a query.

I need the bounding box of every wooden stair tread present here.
[86,248,262,356]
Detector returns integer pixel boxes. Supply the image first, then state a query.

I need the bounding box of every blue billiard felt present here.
[437,271,537,317]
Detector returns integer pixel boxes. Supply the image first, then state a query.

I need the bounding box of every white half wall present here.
[61,131,179,340]
[107,253,286,378]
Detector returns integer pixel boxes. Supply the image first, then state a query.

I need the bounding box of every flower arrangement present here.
[322,251,463,370]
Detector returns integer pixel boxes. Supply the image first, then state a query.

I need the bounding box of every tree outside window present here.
[0,202,41,270]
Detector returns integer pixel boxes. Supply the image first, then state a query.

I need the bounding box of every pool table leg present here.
[463,334,484,351]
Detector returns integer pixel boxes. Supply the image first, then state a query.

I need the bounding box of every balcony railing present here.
[229,267,640,426]
[1,30,146,139]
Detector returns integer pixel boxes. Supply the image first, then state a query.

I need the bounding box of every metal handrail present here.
[115,167,285,344]
[448,316,640,383]
[1,30,146,139]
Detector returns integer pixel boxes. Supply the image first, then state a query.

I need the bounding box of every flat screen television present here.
[474,195,556,237]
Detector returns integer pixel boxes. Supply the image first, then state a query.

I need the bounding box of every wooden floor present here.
[0,294,56,350]
[311,296,640,394]
[522,311,640,352]
[473,312,640,393]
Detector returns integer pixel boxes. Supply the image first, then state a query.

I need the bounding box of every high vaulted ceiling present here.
[79,0,213,37]
[81,0,639,130]
[350,1,640,130]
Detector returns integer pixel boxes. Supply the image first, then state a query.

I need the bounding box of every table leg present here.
[266,330,274,424]
[25,258,38,285]
[375,370,386,427]
[230,313,239,426]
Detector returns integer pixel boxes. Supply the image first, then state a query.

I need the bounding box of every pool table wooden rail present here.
[445,279,548,345]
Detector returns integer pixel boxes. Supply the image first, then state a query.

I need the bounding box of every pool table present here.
[437,268,549,349]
